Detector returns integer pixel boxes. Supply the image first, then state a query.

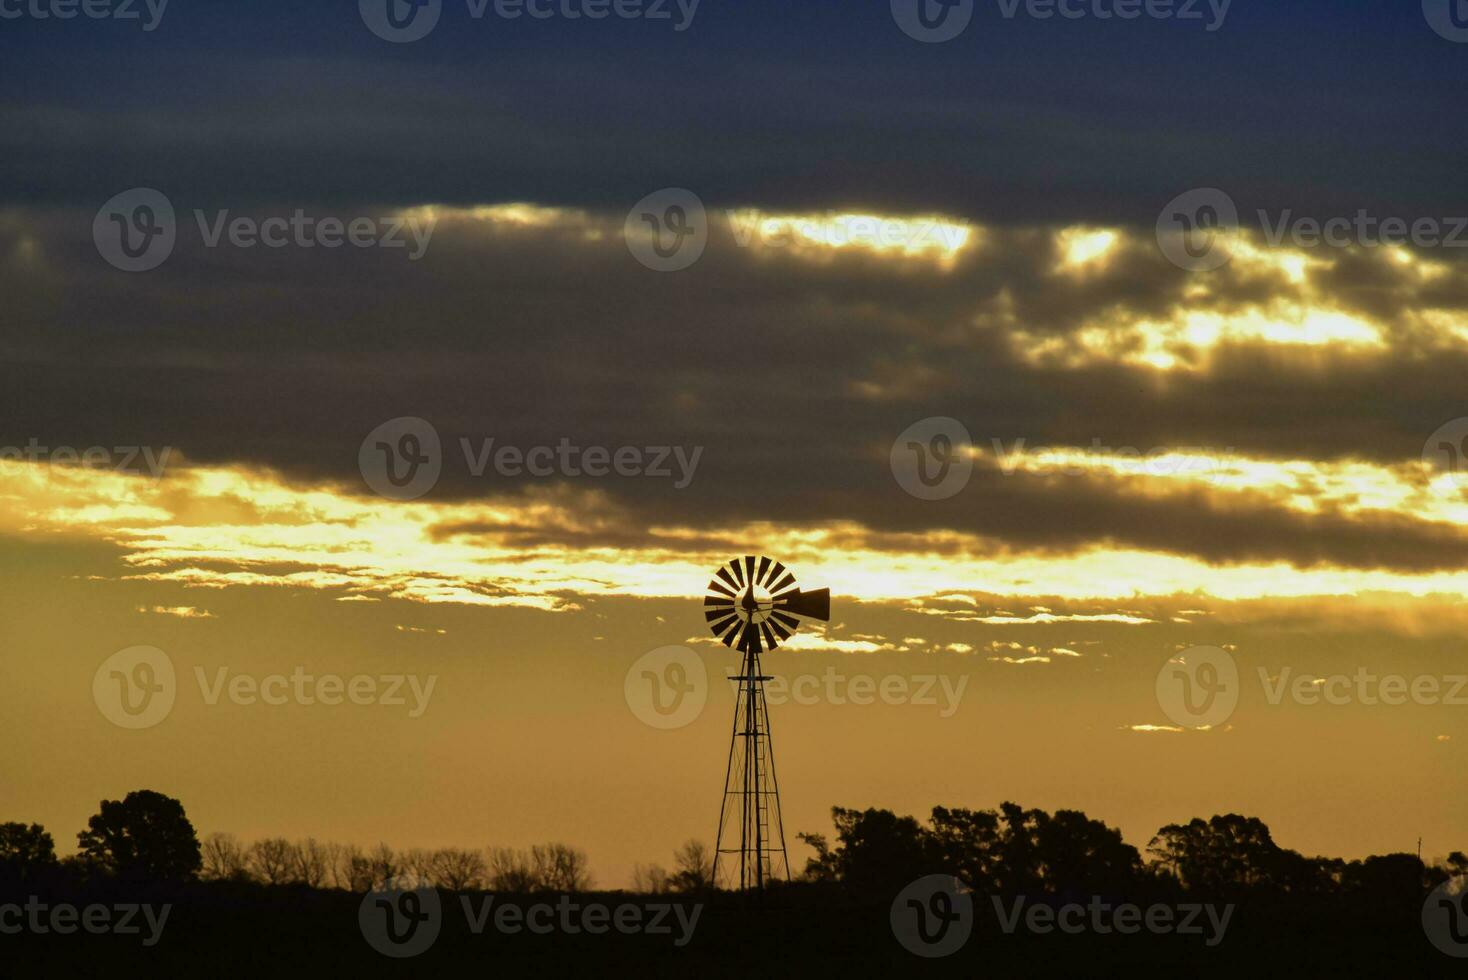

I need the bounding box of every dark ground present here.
[0,879,1448,978]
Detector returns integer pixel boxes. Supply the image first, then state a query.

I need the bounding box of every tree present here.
[796,832,839,883]
[487,847,537,892]
[401,848,437,886]
[1342,853,1428,908]
[76,790,201,881]
[1147,814,1286,894]
[0,823,57,881]
[342,845,377,892]
[429,848,487,890]
[819,807,933,893]
[247,838,294,885]
[671,839,714,891]
[1034,809,1142,893]
[200,833,248,882]
[368,843,399,888]
[928,807,1002,891]
[532,843,593,892]
[288,839,329,888]
[632,863,671,894]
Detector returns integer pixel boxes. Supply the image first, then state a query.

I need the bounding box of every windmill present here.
[704,556,830,894]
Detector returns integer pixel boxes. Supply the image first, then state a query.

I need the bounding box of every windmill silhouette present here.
[704,556,830,894]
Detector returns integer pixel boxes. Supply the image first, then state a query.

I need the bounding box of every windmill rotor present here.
[704,555,831,654]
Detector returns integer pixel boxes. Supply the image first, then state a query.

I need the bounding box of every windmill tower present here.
[703,556,830,894]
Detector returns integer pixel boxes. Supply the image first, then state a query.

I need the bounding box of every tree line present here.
[0,790,593,894]
[5,789,1463,901]
[798,802,1467,902]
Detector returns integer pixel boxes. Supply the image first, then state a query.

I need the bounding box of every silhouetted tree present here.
[430,848,487,890]
[672,839,714,891]
[532,843,593,892]
[1035,808,1143,893]
[928,807,1002,891]
[0,822,57,881]
[487,847,537,892]
[796,832,839,883]
[368,843,399,888]
[1148,814,1285,894]
[247,838,294,885]
[1341,853,1429,908]
[632,863,672,894]
[822,807,933,893]
[76,790,201,881]
[200,832,249,882]
[288,838,330,888]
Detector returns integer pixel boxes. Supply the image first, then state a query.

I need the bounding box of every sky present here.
[3,0,1468,888]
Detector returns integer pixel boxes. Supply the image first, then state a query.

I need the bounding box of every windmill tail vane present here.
[704,556,830,895]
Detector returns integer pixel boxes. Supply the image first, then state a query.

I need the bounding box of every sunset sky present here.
[3,0,1468,889]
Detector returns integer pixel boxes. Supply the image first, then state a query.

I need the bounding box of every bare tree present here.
[320,842,349,890]
[400,847,436,886]
[632,863,671,894]
[487,847,538,892]
[672,839,714,891]
[431,848,487,890]
[200,833,248,882]
[532,843,593,892]
[343,846,377,893]
[247,838,294,885]
[368,843,399,888]
[288,839,329,888]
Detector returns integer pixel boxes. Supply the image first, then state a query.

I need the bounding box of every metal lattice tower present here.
[714,642,789,891]
[703,556,829,895]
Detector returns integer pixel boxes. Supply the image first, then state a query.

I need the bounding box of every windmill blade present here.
[770,611,799,631]
[715,565,740,591]
[709,614,739,635]
[756,556,772,585]
[719,620,742,647]
[765,559,787,587]
[743,556,757,587]
[768,618,793,642]
[775,588,830,622]
[769,571,797,596]
[706,607,735,622]
[760,622,777,649]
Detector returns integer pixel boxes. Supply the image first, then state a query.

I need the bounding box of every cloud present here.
[7,199,1468,602]
[137,605,215,619]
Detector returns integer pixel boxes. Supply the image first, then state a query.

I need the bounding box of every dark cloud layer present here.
[5,204,1468,574]
[0,1,1465,222]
